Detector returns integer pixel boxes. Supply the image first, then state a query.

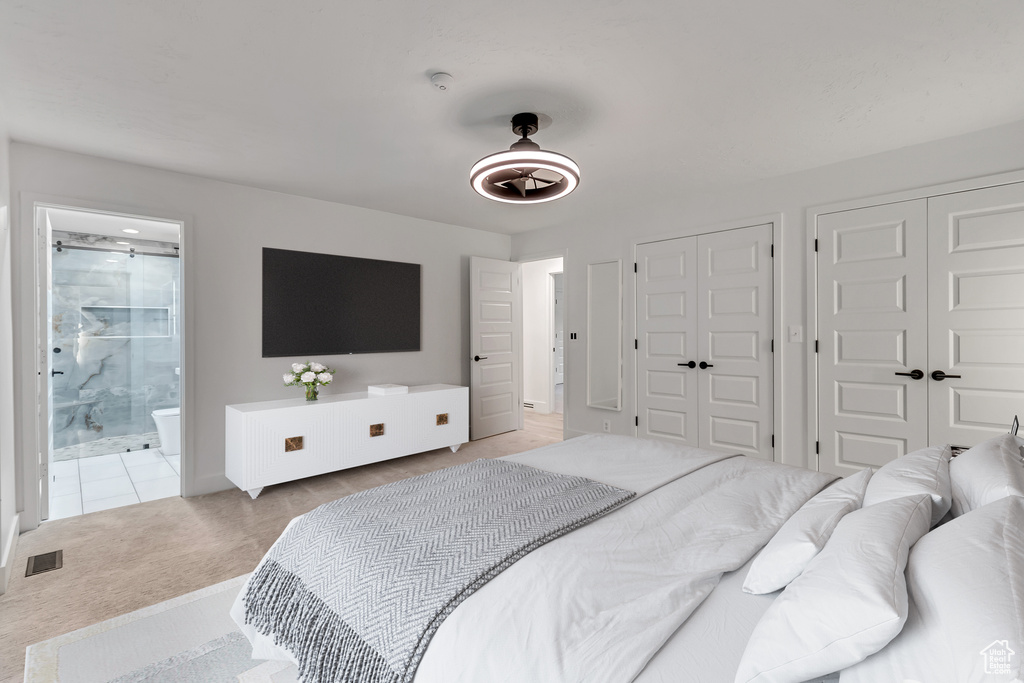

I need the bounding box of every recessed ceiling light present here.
[122,228,140,234]
[116,241,130,245]
[106,259,118,263]
[470,113,579,204]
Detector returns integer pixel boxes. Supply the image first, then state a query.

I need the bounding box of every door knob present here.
[930,370,961,381]
[894,369,925,380]
[678,361,697,368]
[473,355,488,362]
[51,369,64,377]
[699,361,714,369]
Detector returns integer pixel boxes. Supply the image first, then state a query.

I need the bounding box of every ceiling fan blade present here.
[487,169,523,184]
[510,177,530,197]
[527,175,562,188]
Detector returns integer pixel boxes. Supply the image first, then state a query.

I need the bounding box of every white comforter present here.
[235,435,834,682]
[414,436,833,682]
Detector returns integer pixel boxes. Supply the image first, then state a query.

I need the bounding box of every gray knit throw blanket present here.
[241,458,635,683]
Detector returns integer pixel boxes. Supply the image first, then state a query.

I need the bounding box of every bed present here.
[231,432,1024,683]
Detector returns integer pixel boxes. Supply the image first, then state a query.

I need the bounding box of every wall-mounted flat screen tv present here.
[262,247,421,357]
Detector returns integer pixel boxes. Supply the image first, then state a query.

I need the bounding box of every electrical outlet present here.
[602,419,611,433]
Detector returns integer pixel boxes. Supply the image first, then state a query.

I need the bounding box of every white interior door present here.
[927,182,1024,447]
[697,224,774,458]
[636,237,699,445]
[817,200,929,476]
[469,257,521,440]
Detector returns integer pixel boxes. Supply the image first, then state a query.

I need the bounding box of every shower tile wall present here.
[51,249,180,458]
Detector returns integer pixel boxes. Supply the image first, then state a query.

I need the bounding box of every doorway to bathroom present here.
[40,206,182,520]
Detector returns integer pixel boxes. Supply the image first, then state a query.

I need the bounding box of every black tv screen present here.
[262,248,421,357]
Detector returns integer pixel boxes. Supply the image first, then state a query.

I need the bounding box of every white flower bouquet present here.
[284,361,335,401]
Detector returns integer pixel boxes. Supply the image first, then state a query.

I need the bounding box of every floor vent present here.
[26,550,63,577]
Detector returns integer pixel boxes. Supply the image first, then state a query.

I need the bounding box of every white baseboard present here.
[525,400,550,414]
[0,512,20,595]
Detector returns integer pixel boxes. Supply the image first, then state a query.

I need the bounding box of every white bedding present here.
[635,556,776,683]
[415,439,832,682]
[636,557,840,683]
[235,435,834,682]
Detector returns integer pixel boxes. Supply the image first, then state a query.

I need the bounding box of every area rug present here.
[24,575,299,682]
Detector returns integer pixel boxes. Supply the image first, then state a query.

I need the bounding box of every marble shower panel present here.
[51,247,180,454]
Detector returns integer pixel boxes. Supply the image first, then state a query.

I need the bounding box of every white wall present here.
[10,143,511,528]
[521,258,562,413]
[0,125,16,592]
[512,118,1024,470]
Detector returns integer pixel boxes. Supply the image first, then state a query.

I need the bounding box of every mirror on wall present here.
[587,260,622,411]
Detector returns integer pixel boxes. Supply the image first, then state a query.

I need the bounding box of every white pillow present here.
[742,468,872,595]
[841,495,1024,682]
[949,432,1024,516]
[863,444,951,526]
[734,494,932,683]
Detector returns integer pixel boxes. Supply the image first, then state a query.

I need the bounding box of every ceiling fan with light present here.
[470,113,580,204]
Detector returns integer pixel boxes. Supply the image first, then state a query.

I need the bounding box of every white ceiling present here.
[3,1,1024,235]
[45,207,181,243]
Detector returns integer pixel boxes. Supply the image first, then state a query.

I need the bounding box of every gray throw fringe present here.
[244,560,399,683]
[241,459,635,683]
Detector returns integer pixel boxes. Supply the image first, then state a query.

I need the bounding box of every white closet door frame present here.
[632,217,781,460]
[806,168,1024,470]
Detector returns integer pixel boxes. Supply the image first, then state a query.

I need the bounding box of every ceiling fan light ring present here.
[469,149,580,204]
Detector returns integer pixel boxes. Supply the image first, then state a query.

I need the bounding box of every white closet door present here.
[636,237,699,445]
[817,201,929,476]
[697,224,774,458]
[927,182,1024,447]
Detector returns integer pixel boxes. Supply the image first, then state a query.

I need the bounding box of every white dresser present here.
[225,384,468,498]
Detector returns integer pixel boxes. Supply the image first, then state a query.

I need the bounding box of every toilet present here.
[151,407,181,456]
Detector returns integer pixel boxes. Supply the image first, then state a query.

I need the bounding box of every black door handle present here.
[894,369,925,380]
[473,355,488,362]
[51,369,64,377]
[931,370,961,381]
[678,361,697,368]
[699,361,713,369]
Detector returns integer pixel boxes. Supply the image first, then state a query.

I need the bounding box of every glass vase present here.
[305,384,319,401]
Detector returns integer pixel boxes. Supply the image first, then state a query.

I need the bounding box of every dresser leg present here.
[247,487,264,499]
[449,444,462,453]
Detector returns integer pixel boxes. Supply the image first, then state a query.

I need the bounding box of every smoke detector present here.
[430,73,454,92]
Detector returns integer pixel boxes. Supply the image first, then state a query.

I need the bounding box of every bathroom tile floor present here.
[52,432,162,462]
[48,449,181,520]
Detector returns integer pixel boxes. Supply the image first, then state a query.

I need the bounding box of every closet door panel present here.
[817,201,929,476]
[697,224,774,458]
[636,238,699,444]
[927,182,1024,447]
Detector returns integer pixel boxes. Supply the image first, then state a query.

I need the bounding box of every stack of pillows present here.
[733,432,1024,683]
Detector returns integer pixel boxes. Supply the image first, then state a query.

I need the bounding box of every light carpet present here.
[24,575,298,683]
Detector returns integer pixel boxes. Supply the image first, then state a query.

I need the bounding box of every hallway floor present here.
[49,449,181,519]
